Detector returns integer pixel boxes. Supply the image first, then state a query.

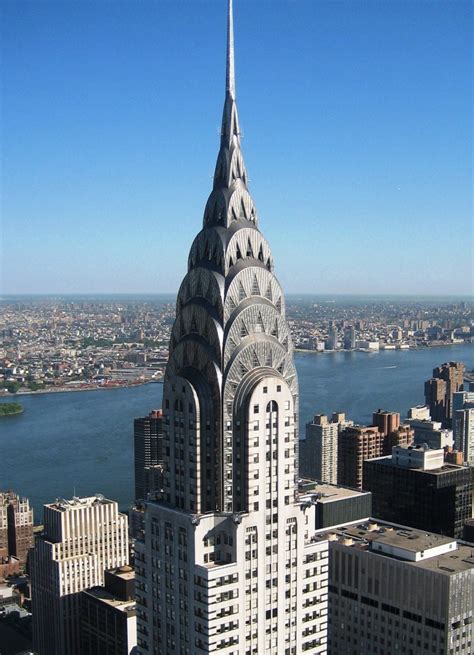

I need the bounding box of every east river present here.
[1,343,472,521]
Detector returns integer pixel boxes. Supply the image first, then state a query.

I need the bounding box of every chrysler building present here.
[135,2,329,653]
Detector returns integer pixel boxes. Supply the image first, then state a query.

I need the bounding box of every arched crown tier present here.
[203,185,257,228]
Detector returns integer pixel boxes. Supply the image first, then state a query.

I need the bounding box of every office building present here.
[363,445,472,537]
[338,414,413,490]
[407,405,431,421]
[313,519,474,655]
[406,417,454,450]
[326,324,338,350]
[453,407,474,467]
[299,480,372,529]
[80,566,137,655]
[343,326,356,350]
[425,361,465,426]
[372,409,400,436]
[464,518,474,543]
[0,490,34,566]
[338,425,384,489]
[424,377,447,424]
[31,495,128,655]
[301,412,353,483]
[453,389,474,414]
[452,390,474,466]
[384,423,414,451]
[445,449,465,465]
[135,3,329,653]
[134,409,164,501]
[372,410,414,450]
[0,500,7,557]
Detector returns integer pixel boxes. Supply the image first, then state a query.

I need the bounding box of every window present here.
[253,405,259,414]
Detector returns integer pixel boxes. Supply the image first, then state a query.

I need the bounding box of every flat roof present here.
[109,565,134,582]
[46,495,113,511]
[365,457,468,476]
[82,587,136,614]
[298,480,370,502]
[313,519,474,575]
[415,544,474,574]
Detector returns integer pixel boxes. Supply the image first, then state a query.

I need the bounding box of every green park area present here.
[0,402,24,416]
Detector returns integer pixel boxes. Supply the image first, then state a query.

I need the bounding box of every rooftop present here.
[366,456,468,476]
[83,586,136,615]
[47,494,113,511]
[298,480,370,503]
[110,565,134,582]
[312,519,474,574]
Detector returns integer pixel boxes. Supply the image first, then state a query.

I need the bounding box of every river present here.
[1,343,472,521]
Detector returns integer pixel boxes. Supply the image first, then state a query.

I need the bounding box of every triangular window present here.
[241,197,247,219]
[246,238,253,258]
[265,282,273,301]
[251,275,260,296]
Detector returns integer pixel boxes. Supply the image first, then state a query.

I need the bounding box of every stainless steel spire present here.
[226,0,236,99]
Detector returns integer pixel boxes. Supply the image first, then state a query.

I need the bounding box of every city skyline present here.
[2,0,472,296]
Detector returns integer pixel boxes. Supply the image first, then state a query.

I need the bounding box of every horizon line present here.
[1,292,472,300]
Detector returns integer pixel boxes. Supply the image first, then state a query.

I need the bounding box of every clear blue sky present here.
[1,0,472,295]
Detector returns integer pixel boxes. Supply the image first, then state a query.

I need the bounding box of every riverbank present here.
[295,341,471,355]
[0,378,162,398]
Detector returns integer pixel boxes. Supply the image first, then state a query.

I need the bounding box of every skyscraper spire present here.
[218,0,241,174]
[136,4,329,652]
[226,0,236,99]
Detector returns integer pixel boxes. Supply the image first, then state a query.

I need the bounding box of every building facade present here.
[0,500,7,558]
[301,413,353,483]
[337,426,384,490]
[425,361,465,427]
[363,445,472,538]
[298,481,372,530]
[134,409,164,501]
[337,419,413,490]
[0,490,34,567]
[80,566,137,655]
[453,408,474,466]
[406,417,454,450]
[343,326,355,350]
[453,390,474,467]
[135,3,329,654]
[372,410,400,436]
[31,495,128,655]
[315,519,474,655]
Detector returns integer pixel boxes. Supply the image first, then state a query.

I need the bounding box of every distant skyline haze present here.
[1,0,472,295]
